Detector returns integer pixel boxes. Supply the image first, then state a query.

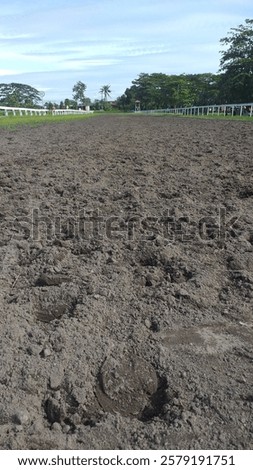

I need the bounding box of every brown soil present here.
[0,115,252,450]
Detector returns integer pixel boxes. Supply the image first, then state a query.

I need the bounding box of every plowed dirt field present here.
[0,115,252,449]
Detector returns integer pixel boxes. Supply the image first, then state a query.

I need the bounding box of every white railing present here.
[0,106,94,117]
[53,109,93,115]
[0,106,49,116]
[139,102,253,117]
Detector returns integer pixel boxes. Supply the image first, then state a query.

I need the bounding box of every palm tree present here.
[99,85,111,102]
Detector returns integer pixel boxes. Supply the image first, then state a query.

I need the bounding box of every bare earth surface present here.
[0,115,252,450]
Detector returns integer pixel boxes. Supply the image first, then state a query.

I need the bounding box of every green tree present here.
[219,18,253,102]
[0,82,44,107]
[92,99,101,110]
[186,73,220,105]
[116,86,137,111]
[117,73,195,110]
[116,71,222,111]
[64,98,77,109]
[100,84,111,101]
[84,97,91,106]
[72,81,87,107]
[44,101,57,110]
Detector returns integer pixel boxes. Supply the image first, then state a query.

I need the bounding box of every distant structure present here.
[135,100,141,112]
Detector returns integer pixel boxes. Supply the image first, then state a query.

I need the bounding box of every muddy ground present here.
[0,114,252,450]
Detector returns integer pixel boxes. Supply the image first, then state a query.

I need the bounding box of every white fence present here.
[0,106,49,116]
[0,106,93,117]
[53,108,93,115]
[140,102,253,117]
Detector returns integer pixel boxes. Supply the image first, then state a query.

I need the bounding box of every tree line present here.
[117,19,253,110]
[116,72,221,110]
[0,80,112,111]
[0,19,252,110]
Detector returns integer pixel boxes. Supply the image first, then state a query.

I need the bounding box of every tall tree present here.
[0,83,44,107]
[100,85,111,101]
[186,74,220,105]
[72,81,87,107]
[219,18,253,102]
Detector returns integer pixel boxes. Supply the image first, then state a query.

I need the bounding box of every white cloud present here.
[0,69,20,76]
[0,33,33,40]
[61,58,122,69]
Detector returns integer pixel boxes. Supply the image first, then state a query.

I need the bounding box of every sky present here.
[0,0,252,103]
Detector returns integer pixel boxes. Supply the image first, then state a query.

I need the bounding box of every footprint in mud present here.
[31,286,77,323]
[35,273,71,287]
[96,354,158,417]
[157,324,247,355]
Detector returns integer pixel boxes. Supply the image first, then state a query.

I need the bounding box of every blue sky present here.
[0,0,252,103]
